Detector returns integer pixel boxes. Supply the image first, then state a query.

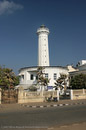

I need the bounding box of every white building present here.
[69,60,86,77]
[19,25,69,90]
[76,60,86,72]
[19,66,68,89]
[77,60,86,67]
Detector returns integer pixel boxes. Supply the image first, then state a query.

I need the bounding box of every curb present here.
[20,102,86,108]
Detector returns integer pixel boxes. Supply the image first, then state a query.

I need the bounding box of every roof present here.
[40,24,46,28]
[19,66,68,72]
[69,69,86,75]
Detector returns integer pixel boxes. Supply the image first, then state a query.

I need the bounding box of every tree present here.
[70,74,86,89]
[0,66,19,89]
[55,74,67,90]
[37,67,49,90]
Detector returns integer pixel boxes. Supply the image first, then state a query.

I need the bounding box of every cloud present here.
[0,0,23,15]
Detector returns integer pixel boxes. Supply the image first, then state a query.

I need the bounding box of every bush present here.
[70,74,86,89]
[29,86,37,91]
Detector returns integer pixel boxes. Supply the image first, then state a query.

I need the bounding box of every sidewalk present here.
[0,99,86,113]
[20,99,86,108]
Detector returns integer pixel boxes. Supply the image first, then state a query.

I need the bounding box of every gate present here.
[59,89,70,100]
[1,89,18,104]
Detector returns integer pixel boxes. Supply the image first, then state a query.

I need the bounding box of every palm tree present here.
[55,74,67,90]
[37,67,49,91]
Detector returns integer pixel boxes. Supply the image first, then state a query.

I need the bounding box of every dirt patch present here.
[52,122,86,130]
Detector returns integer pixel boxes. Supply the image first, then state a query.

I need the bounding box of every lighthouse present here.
[18,25,69,90]
[37,25,50,66]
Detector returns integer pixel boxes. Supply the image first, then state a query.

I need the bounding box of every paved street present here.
[0,101,86,130]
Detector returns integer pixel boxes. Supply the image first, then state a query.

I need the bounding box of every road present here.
[0,104,86,129]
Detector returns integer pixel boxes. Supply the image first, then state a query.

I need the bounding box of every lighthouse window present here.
[30,74,34,80]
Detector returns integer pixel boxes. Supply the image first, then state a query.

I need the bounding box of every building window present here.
[54,73,57,80]
[45,73,48,78]
[36,75,38,80]
[21,75,24,81]
[30,74,34,80]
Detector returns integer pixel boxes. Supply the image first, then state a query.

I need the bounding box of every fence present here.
[18,87,59,104]
[0,87,86,104]
[70,89,86,100]
[1,89,18,104]
[0,88,18,104]
[59,89,71,100]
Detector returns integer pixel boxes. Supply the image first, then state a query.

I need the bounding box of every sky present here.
[0,0,86,74]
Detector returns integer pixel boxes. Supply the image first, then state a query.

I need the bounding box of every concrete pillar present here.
[83,89,85,94]
[0,88,1,104]
[18,86,24,103]
[70,90,73,100]
[40,85,44,97]
[57,90,59,101]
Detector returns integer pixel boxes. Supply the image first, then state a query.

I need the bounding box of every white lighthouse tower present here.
[18,25,69,90]
[37,25,50,66]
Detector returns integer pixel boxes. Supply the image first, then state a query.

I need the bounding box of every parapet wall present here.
[18,87,59,104]
[72,89,86,100]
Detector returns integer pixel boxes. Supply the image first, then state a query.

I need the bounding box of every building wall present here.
[78,64,86,71]
[19,67,37,89]
[43,67,68,86]
[19,67,68,89]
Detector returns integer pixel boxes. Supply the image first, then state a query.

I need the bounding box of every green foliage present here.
[70,74,86,89]
[37,67,49,86]
[0,66,19,89]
